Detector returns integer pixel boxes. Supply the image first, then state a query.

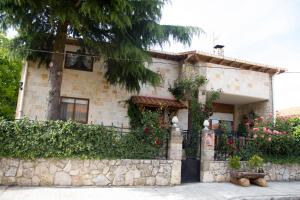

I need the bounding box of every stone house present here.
[15,42,286,132]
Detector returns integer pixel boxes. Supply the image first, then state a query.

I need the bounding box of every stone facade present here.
[0,158,181,186]
[201,161,300,182]
[16,46,275,131]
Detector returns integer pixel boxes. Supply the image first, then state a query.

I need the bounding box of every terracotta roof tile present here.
[131,96,186,109]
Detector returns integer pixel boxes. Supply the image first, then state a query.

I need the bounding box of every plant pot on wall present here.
[228,155,268,187]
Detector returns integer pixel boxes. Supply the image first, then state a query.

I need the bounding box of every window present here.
[64,50,93,71]
[60,97,89,123]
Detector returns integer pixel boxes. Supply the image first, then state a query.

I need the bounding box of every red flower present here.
[227,138,234,145]
[155,139,161,145]
[144,127,149,134]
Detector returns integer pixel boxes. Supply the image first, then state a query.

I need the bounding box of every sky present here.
[158,0,300,111]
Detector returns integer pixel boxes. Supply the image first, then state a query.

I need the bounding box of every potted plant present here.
[247,154,267,186]
[228,155,250,187]
[248,154,264,173]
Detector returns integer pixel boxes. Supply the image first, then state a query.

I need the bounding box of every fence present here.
[214,135,253,161]
[214,134,300,162]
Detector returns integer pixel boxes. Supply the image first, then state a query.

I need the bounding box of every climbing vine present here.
[169,75,220,157]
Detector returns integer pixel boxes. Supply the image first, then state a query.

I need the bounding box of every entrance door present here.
[181,130,200,183]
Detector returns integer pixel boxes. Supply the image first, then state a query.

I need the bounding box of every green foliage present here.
[248,154,264,172]
[228,155,241,171]
[0,113,167,159]
[0,33,22,120]
[288,117,300,128]
[229,115,300,164]
[168,75,207,101]
[132,111,168,150]
[237,123,247,137]
[274,116,293,133]
[127,100,143,128]
[169,75,220,158]
[0,0,201,92]
[293,125,300,139]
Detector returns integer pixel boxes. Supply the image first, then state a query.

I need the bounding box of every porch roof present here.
[149,50,287,74]
[131,96,187,109]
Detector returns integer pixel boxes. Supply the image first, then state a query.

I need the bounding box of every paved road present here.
[0,182,300,200]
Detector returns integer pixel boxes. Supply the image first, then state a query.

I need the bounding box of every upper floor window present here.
[64,50,94,71]
[60,97,89,124]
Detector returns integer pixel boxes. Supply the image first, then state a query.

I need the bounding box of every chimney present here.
[213,45,225,56]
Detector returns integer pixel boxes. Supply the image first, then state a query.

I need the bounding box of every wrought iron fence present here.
[214,135,251,161]
[214,134,300,162]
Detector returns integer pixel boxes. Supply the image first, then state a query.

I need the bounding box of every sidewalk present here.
[0,182,300,200]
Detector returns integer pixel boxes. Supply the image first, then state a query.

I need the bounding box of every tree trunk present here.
[46,22,68,120]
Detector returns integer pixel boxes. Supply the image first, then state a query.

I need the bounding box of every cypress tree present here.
[0,0,200,120]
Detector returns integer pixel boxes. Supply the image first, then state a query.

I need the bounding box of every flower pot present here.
[230,171,266,179]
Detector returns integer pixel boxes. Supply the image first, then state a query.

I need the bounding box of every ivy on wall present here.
[0,114,167,159]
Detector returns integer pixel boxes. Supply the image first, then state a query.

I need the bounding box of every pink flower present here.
[263,127,267,132]
[253,134,258,139]
[273,130,279,135]
[283,132,287,135]
[268,113,273,117]
[267,129,273,134]
[253,128,259,132]
[268,137,272,142]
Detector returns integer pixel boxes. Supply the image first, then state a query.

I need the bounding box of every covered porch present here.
[209,92,272,135]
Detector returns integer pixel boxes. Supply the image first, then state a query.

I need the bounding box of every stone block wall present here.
[16,44,188,128]
[0,158,181,186]
[202,161,300,182]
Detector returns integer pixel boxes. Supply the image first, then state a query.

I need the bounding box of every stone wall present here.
[202,161,300,182]
[16,44,189,129]
[0,158,181,186]
[206,63,271,100]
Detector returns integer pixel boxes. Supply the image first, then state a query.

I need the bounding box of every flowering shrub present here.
[132,110,168,149]
[245,114,300,163]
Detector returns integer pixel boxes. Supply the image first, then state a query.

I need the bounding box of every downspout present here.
[271,70,280,123]
[17,61,28,119]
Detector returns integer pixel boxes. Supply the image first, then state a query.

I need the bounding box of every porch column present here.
[200,120,215,182]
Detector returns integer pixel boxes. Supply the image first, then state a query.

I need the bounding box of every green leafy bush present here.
[228,155,241,171]
[293,125,300,139]
[0,112,168,159]
[248,154,264,172]
[0,34,22,120]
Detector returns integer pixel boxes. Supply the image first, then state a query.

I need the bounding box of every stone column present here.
[200,120,215,182]
[168,116,183,185]
[168,127,183,160]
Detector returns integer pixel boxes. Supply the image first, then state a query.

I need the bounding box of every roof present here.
[65,38,286,74]
[149,50,287,74]
[277,107,300,117]
[131,96,186,109]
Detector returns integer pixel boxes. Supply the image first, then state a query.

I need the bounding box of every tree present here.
[0,0,200,120]
[0,33,22,120]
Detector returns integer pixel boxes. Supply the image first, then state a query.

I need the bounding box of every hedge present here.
[0,117,167,159]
